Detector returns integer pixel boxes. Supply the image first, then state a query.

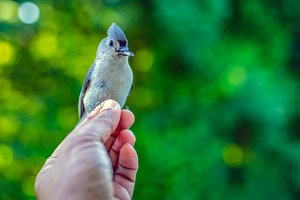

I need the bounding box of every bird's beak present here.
[116,46,134,57]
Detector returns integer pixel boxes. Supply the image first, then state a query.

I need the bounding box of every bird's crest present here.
[107,23,127,40]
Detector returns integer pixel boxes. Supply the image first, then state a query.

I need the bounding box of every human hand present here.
[35,100,138,200]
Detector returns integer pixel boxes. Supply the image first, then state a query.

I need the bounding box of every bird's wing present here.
[78,62,96,119]
[128,83,133,96]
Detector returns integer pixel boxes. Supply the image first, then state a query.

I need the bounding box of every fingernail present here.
[99,100,117,113]
[87,104,102,119]
[91,104,102,115]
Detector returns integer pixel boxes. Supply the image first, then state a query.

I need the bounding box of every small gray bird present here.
[77,23,134,126]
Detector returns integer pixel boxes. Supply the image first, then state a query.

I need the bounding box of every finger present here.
[113,182,131,200]
[75,100,121,143]
[57,100,120,152]
[109,130,136,170]
[48,104,103,159]
[104,109,135,151]
[112,109,135,137]
[74,103,103,130]
[43,100,121,170]
[39,102,106,171]
[114,143,138,198]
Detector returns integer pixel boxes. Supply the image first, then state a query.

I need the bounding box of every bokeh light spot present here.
[32,32,58,58]
[3,161,23,181]
[227,66,247,86]
[132,48,155,72]
[0,115,21,138]
[18,2,40,24]
[0,41,14,64]
[222,143,244,167]
[0,1,19,22]
[0,117,15,138]
[0,145,13,168]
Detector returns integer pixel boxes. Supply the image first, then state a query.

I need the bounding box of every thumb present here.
[75,100,122,143]
[49,100,121,160]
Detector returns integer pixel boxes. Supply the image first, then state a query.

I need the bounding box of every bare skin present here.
[35,100,138,200]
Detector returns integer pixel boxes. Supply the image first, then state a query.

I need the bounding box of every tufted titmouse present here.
[77,23,134,126]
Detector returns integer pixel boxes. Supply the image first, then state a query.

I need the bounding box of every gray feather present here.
[128,83,133,96]
[107,23,127,40]
[78,62,96,119]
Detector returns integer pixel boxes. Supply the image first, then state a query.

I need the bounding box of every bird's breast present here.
[83,58,133,113]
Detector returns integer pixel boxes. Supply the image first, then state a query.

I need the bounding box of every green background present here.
[1,0,300,199]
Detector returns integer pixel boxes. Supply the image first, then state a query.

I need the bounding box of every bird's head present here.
[97,23,134,58]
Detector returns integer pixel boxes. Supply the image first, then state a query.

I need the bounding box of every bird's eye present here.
[109,40,114,46]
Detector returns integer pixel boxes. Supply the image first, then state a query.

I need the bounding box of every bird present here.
[77,23,134,126]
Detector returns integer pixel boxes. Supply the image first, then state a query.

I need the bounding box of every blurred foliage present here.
[1,0,300,199]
